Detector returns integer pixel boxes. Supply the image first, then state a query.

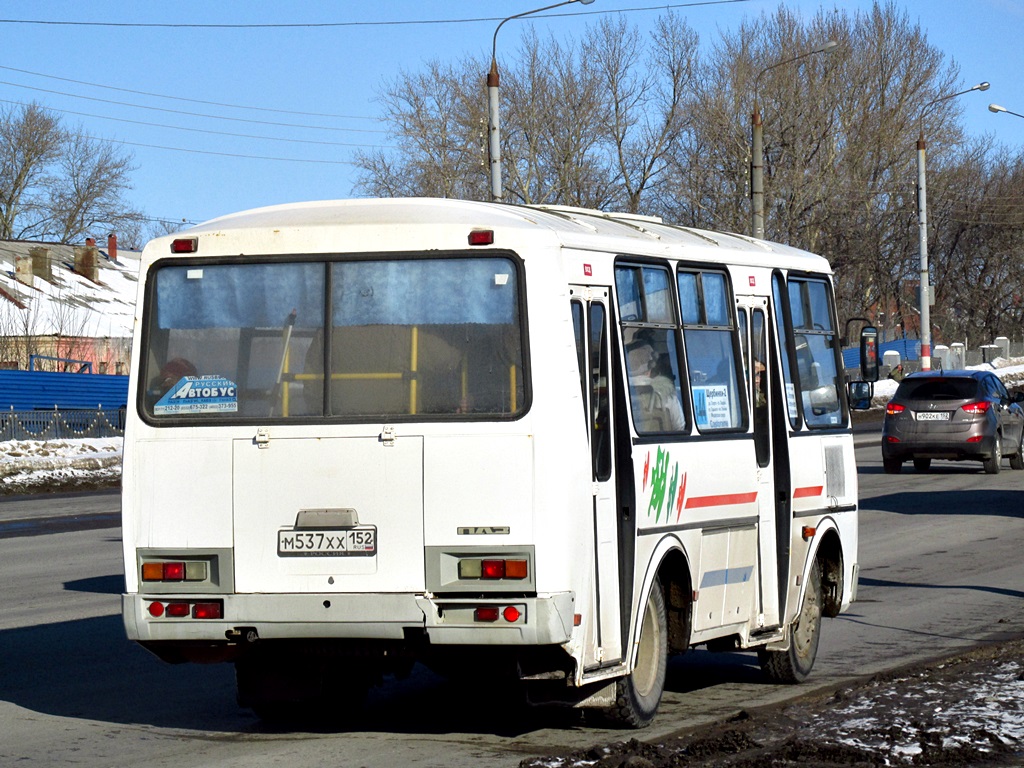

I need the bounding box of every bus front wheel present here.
[759,559,822,684]
[603,577,667,728]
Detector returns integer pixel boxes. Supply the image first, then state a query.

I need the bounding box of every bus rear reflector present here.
[474,607,500,622]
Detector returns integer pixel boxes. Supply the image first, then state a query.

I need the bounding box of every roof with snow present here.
[0,239,140,338]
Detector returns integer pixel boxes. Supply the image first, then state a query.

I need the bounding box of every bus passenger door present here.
[738,298,784,629]
[571,287,623,668]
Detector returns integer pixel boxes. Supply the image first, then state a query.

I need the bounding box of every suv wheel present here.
[883,457,902,474]
[983,436,1002,475]
[1010,431,1024,471]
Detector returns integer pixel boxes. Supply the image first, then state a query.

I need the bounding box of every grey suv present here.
[881,370,1024,474]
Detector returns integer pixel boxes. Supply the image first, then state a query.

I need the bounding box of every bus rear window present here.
[141,255,526,422]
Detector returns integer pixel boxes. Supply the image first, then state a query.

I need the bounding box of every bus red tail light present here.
[459,558,529,581]
[481,560,505,579]
[141,559,209,582]
[192,602,223,620]
[474,607,500,622]
[166,602,190,618]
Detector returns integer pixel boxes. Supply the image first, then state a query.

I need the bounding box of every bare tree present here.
[0,102,143,244]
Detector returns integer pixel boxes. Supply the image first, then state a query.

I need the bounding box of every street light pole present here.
[488,0,595,203]
[988,103,1024,120]
[915,81,989,371]
[750,40,837,239]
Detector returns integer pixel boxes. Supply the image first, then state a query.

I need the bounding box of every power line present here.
[0,97,389,150]
[102,136,354,165]
[0,79,387,134]
[0,2,752,30]
[0,63,379,121]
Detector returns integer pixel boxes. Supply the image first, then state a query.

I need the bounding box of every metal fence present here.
[1,408,126,441]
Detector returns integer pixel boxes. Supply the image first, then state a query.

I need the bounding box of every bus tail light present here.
[458,558,528,581]
[473,605,524,623]
[166,602,190,618]
[192,602,223,620]
[147,600,224,620]
[141,559,209,582]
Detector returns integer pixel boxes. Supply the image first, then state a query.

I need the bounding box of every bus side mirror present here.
[860,326,879,383]
[848,380,873,411]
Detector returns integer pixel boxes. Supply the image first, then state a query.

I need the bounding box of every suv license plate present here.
[915,411,950,421]
[278,527,377,557]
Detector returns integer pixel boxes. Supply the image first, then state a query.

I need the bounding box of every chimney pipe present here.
[85,237,96,248]
[107,232,118,263]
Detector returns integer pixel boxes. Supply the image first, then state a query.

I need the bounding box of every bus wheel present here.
[604,578,667,728]
[759,560,822,684]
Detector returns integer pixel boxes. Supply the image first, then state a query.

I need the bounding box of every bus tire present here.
[604,577,668,728]
[759,559,822,684]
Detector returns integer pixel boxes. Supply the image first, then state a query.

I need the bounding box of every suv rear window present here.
[896,378,978,401]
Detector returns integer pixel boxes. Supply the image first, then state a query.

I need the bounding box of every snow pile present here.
[0,437,122,494]
[821,660,1024,762]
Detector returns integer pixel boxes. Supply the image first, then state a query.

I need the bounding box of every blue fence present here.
[842,338,920,369]
[0,369,128,411]
[1,407,126,441]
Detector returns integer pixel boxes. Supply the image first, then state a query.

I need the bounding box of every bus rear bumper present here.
[123,591,575,648]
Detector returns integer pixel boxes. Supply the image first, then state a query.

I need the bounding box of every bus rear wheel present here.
[759,560,822,684]
[602,577,667,728]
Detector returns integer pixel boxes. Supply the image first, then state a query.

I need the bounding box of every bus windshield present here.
[140,255,526,421]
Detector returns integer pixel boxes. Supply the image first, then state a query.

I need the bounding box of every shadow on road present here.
[864,488,1024,518]
[3,579,774,738]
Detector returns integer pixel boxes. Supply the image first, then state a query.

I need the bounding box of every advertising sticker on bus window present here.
[154,375,238,415]
[693,385,731,429]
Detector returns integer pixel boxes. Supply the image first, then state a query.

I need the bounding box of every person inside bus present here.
[626,341,685,432]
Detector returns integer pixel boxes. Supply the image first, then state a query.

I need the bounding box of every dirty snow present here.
[0,437,121,494]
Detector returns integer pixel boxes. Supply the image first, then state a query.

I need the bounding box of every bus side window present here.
[677,269,744,432]
[615,263,688,435]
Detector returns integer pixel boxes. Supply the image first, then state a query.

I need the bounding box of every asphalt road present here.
[2,433,1023,768]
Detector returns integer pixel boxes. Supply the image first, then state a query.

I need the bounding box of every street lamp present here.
[750,40,838,239]
[487,0,595,203]
[989,103,1024,120]
[915,81,989,371]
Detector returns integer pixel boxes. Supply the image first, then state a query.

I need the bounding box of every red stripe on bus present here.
[793,486,823,498]
[685,492,758,509]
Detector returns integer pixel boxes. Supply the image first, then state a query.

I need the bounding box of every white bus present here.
[121,198,864,727]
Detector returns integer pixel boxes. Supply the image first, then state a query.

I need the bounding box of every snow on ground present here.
[0,436,121,495]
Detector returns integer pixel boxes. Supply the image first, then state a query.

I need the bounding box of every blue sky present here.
[1,0,1021,231]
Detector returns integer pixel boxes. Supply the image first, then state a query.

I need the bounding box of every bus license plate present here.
[278,527,377,557]
[915,411,950,421]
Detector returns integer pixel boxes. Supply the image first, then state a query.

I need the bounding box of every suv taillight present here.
[961,401,991,414]
[886,402,905,416]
